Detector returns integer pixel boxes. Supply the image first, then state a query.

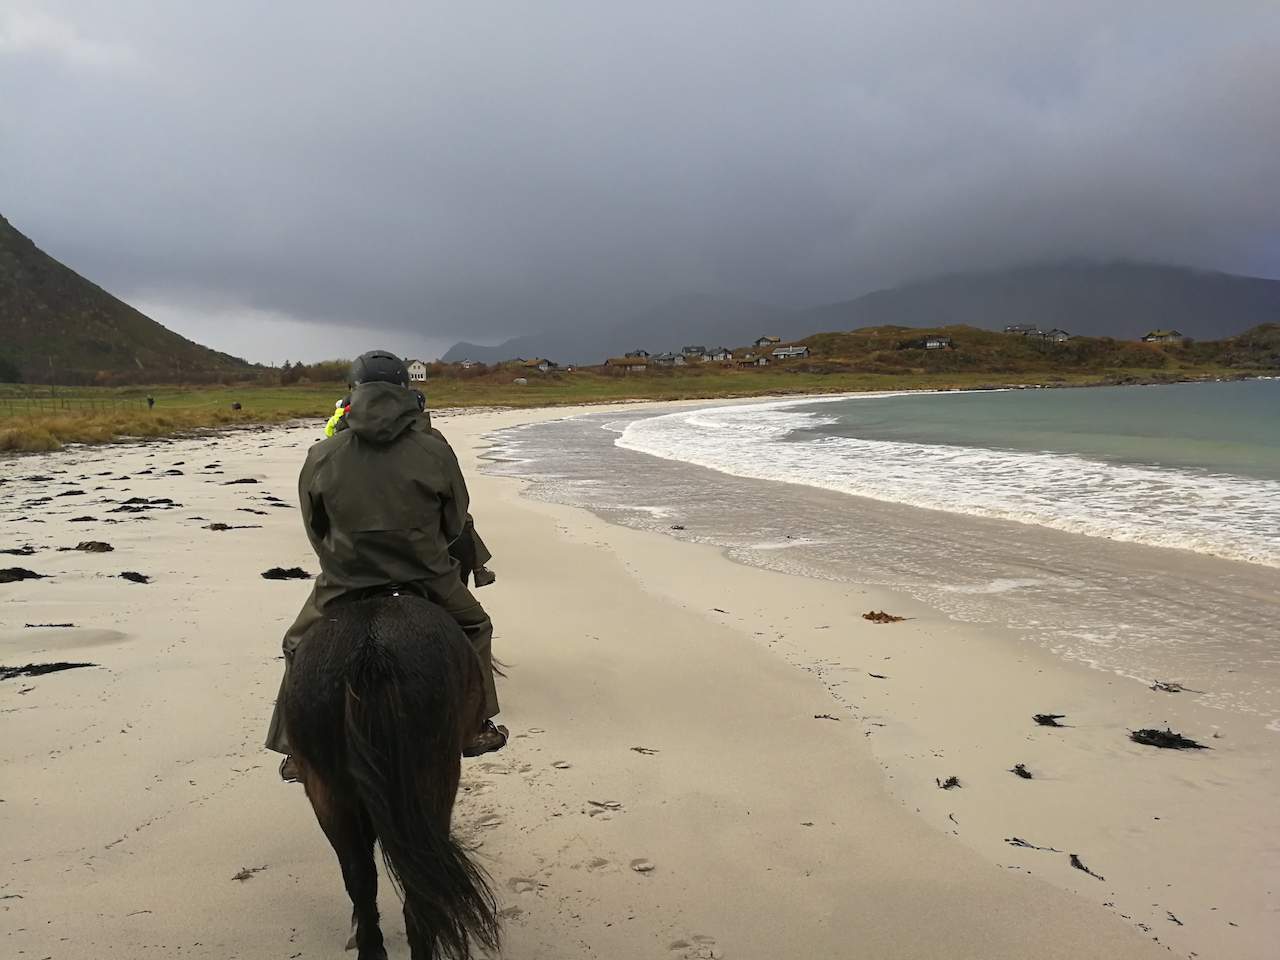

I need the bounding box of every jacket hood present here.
[344,381,426,444]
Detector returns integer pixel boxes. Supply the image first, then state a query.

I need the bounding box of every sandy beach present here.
[3,405,1273,960]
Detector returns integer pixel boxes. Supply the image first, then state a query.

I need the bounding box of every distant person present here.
[146,395,155,410]
[267,350,507,782]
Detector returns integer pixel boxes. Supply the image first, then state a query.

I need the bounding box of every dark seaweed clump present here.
[1130,728,1207,750]
[261,567,312,580]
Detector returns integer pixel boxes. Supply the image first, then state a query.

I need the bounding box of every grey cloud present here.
[2,1,1278,360]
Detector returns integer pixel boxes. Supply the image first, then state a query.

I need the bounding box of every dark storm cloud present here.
[3,1,1279,360]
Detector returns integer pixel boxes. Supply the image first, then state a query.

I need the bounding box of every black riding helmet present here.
[349,350,410,387]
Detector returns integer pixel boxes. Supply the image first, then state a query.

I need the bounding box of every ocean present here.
[484,379,1280,729]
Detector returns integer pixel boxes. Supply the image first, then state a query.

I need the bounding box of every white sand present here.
[2,406,1272,959]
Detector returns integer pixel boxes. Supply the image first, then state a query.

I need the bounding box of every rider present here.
[265,350,507,779]
[325,387,496,587]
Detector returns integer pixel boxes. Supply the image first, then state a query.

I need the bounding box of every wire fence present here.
[1,396,152,416]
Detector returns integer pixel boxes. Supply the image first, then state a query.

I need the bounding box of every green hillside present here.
[791,323,1280,376]
[0,214,252,384]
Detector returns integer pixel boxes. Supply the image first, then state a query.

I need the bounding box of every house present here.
[681,345,707,358]
[652,352,687,367]
[737,355,770,367]
[924,336,953,350]
[706,347,733,361]
[1040,328,1071,342]
[407,359,429,382]
[458,359,480,370]
[604,357,649,373]
[1143,329,1186,343]
[771,345,811,360]
[522,358,558,373]
[754,336,782,348]
[625,349,651,359]
[1004,324,1039,336]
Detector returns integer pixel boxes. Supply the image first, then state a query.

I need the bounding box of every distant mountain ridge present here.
[442,262,1280,364]
[0,213,251,384]
[443,292,798,365]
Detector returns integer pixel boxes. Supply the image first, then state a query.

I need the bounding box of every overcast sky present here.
[3,2,1278,363]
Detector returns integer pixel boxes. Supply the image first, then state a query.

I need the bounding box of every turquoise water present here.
[791,380,1280,481]
[488,380,1280,727]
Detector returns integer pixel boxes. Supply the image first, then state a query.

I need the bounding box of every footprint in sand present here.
[585,857,612,872]
[507,877,546,895]
[463,781,496,797]
[669,934,722,959]
[551,760,572,770]
[475,814,503,830]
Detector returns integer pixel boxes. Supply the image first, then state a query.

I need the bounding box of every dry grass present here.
[0,363,1260,453]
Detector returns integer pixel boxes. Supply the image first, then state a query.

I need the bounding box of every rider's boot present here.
[464,719,509,757]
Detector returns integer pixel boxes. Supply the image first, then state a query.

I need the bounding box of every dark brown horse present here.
[283,593,501,959]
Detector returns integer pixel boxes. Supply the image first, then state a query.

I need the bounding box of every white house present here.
[771,345,811,360]
[407,359,429,381]
[706,347,733,361]
[923,336,953,350]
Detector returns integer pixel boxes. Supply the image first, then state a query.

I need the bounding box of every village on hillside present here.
[410,324,1191,379]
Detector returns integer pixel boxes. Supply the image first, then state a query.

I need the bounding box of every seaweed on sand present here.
[1130,728,1207,750]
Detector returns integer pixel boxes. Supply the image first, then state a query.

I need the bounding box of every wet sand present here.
[1,407,1267,958]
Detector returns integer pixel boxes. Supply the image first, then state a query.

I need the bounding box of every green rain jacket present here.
[299,380,470,591]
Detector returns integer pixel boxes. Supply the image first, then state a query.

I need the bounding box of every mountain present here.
[442,293,799,364]
[442,262,1280,364]
[800,262,1280,341]
[0,213,251,384]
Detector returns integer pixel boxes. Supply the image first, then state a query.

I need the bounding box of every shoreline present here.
[1,404,1272,959]
[468,403,1277,959]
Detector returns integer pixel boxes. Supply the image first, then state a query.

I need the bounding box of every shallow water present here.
[484,385,1280,730]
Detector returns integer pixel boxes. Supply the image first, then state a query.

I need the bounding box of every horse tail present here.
[341,602,500,960]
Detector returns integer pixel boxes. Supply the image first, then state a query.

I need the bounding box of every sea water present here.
[484,380,1280,728]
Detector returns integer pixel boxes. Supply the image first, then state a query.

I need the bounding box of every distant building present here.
[1004,324,1039,335]
[625,349,651,359]
[652,352,687,367]
[771,345,811,360]
[522,358,557,373]
[737,355,770,367]
[458,359,479,369]
[681,345,707,358]
[706,347,733,361]
[407,359,429,381]
[605,357,649,373]
[923,336,953,350]
[1143,329,1186,343]
[1040,328,1072,343]
[754,336,782,348]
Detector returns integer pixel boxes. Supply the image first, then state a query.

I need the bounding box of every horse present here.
[282,592,501,960]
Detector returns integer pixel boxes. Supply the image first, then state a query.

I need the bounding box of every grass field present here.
[0,364,1261,453]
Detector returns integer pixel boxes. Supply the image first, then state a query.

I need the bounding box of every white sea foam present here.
[616,399,1280,568]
